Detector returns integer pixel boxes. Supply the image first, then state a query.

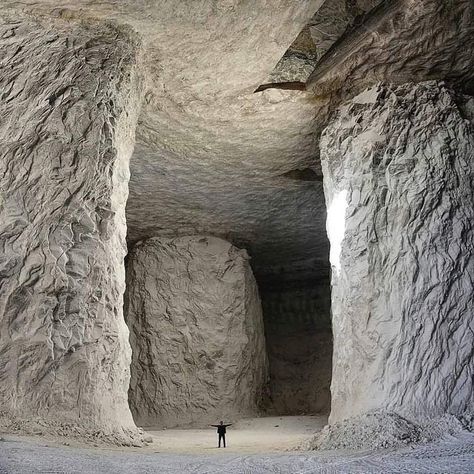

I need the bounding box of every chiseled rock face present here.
[321,81,474,423]
[308,0,380,61]
[125,236,269,428]
[0,14,143,442]
[308,0,474,98]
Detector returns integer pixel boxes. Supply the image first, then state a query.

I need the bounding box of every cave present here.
[257,266,332,417]
[0,0,473,470]
[123,183,332,427]
[122,92,333,426]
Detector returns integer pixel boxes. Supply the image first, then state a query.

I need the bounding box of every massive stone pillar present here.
[0,13,143,442]
[125,236,268,428]
[321,82,474,424]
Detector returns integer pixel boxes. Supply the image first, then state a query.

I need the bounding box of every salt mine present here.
[0,0,473,472]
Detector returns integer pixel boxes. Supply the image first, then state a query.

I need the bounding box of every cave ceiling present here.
[4,0,474,282]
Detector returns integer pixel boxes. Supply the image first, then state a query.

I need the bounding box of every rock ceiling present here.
[126,0,331,281]
[4,0,474,282]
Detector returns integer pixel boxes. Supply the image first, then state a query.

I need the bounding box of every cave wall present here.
[321,81,474,423]
[0,14,143,441]
[261,280,332,415]
[125,236,268,428]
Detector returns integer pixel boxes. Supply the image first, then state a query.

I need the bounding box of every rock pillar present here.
[0,14,143,441]
[125,236,268,428]
[321,82,474,423]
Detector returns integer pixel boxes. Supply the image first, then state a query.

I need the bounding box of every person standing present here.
[210,421,232,448]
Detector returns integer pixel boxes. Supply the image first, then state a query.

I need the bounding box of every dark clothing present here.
[211,423,232,448]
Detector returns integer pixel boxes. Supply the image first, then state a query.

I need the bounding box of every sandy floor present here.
[145,415,327,454]
[1,416,474,473]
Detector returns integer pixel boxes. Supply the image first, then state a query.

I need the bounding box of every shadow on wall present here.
[259,281,332,416]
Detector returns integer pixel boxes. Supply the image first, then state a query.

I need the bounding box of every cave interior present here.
[0,0,473,448]
[122,2,346,424]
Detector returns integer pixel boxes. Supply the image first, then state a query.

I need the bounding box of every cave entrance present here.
[124,164,333,425]
[253,262,332,417]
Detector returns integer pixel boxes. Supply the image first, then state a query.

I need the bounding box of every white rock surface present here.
[308,0,474,98]
[2,1,472,290]
[1,0,330,281]
[2,421,474,473]
[0,13,143,442]
[125,236,268,428]
[305,412,469,451]
[321,81,474,424]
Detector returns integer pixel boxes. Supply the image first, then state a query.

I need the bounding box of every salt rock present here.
[321,82,474,424]
[125,236,269,428]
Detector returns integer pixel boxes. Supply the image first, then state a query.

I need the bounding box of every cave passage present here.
[123,229,333,427]
[256,270,332,416]
[257,268,332,415]
[1,0,473,459]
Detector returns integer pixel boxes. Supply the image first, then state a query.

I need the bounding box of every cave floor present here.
[144,415,327,454]
[1,416,474,473]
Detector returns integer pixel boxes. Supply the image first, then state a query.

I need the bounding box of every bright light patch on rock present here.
[321,82,474,424]
[326,190,348,275]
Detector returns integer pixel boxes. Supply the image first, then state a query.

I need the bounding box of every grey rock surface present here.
[124,0,473,287]
[266,330,332,416]
[306,412,470,451]
[266,0,382,83]
[125,236,268,428]
[1,0,331,282]
[308,0,474,97]
[1,0,473,452]
[3,1,470,287]
[0,13,144,442]
[320,81,474,423]
[307,0,381,62]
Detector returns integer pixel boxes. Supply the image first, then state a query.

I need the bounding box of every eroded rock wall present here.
[0,13,143,441]
[321,81,474,423]
[308,0,474,97]
[125,236,268,428]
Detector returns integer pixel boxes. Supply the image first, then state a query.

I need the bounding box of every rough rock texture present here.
[3,1,472,288]
[304,411,472,451]
[127,142,329,281]
[321,81,474,424]
[125,236,268,428]
[305,412,423,450]
[261,283,332,415]
[123,0,330,283]
[268,0,381,83]
[0,14,143,442]
[308,0,474,97]
[307,0,381,62]
[4,429,474,473]
[1,0,331,282]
